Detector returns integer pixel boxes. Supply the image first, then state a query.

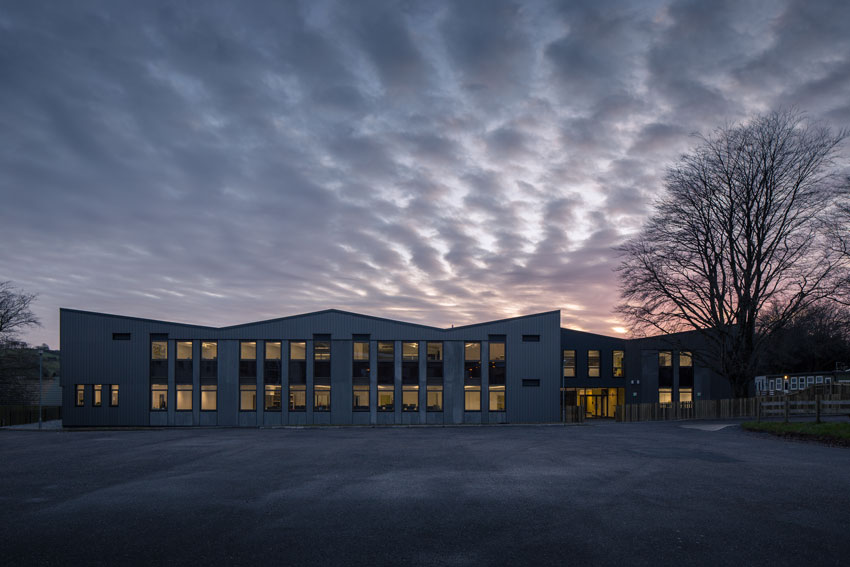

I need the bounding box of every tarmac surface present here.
[1,421,848,566]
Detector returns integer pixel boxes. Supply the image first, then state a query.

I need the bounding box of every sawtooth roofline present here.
[59,307,563,333]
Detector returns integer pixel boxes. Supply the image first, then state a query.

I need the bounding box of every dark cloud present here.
[1,0,849,347]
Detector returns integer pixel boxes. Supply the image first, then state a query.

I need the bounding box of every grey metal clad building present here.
[60,307,728,426]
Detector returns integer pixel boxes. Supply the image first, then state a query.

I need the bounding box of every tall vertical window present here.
[264,341,282,411]
[679,351,694,403]
[587,350,600,377]
[239,341,257,411]
[426,342,443,411]
[176,341,193,411]
[110,385,119,407]
[289,341,306,411]
[613,350,625,378]
[377,341,394,411]
[563,350,576,378]
[352,340,370,411]
[93,384,102,407]
[489,340,506,411]
[659,351,673,403]
[314,338,331,411]
[201,341,217,411]
[75,384,85,406]
[402,341,419,411]
[150,340,168,411]
[464,342,481,411]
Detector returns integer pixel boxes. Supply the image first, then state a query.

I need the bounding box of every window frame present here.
[75,384,85,407]
[587,350,600,378]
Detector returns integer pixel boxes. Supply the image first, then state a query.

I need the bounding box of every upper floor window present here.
[177,341,192,360]
[588,350,600,377]
[613,350,624,378]
[563,350,576,378]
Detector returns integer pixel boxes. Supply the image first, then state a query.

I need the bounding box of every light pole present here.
[38,348,43,430]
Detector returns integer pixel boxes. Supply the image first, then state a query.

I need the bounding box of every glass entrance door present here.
[580,393,608,418]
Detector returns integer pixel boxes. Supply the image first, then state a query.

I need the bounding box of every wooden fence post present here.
[815,395,821,424]
[784,396,789,423]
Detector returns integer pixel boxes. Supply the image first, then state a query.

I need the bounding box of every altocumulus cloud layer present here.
[2,0,850,347]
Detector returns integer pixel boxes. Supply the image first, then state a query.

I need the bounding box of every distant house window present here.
[112,333,130,340]
[613,350,624,378]
[110,385,119,407]
[93,384,102,407]
[563,350,576,378]
[522,335,540,342]
[588,350,600,377]
[75,384,85,407]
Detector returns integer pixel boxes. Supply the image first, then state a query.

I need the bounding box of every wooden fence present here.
[614,396,850,422]
[561,405,585,424]
[0,406,62,427]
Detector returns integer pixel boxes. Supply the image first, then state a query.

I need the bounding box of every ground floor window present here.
[679,388,693,403]
[377,385,394,411]
[290,385,306,411]
[353,384,369,411]
[265,385,281,411]
[402,385,418,411]
[427,386,443,411]
[464,386,480,411]
[314,385,331,411]
[177,384,192,411]
[93,384,102,407]
[110,385,119,407]
[562,387,624,418]
[201,385,217,411]
[489,385,505,411]
[658,388,672,404]
[151,383,167,411]
[75,384,85,407]
[240,384,256,411]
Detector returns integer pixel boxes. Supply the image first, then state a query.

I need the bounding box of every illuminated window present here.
[679,388,693,403]
[426,342,443,411]
[264,385,281,411]
[151,341,167,360]
[151,383,167,410]
[177,384,192,411]
[75,384,85,407]
[289,341,306,411]
[658,388,672,404]
[93,384,102,407]
[377,341,394,411]
[240,384,257,411]
[177,341,192,360]
[314,338,331,411]
[489,339,506,411]
[201,341,217,411]
[588,350,600,377]
[201,384,217,411]
[266,341,282,360]
[465,342,481,411]
[613,350,624,378]
[402,341,419,411]
[110,385,119,407]
[353,340,370,411]
[563,350,576,378]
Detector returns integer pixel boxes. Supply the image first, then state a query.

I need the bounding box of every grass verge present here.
[742,421,850,447]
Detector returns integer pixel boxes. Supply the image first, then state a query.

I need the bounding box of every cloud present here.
[1,0,849,348]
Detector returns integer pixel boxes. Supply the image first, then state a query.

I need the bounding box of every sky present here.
[2,0,850,349]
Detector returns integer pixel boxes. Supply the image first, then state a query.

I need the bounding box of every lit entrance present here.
[562,388,624,419]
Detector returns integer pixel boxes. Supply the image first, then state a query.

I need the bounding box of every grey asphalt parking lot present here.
[1,422,848,566]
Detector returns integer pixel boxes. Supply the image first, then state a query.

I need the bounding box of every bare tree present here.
[617,110,849,397]
[0,281,40,345]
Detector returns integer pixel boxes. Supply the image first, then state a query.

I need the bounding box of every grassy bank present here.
[742,421,850,446]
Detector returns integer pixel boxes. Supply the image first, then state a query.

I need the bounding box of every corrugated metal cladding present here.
[60,308,561,427]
